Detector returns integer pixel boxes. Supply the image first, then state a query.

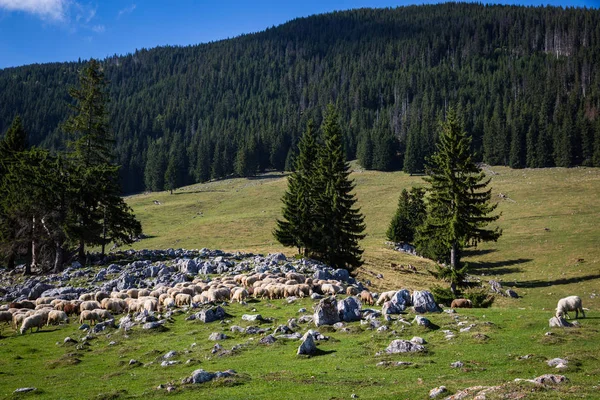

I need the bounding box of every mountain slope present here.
[1,3,600,193]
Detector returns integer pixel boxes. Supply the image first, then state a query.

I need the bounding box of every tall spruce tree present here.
[64,59,141,261]
[420,107,501,293]
[273,121,318,255]
[0,116,30,270]
[312,105,366,271]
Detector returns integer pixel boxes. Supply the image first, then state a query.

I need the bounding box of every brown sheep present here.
[360,290,374,306]
[450,298,473,308]
[63,303,79,316]
[80,310,99,325]
[346,286,359,296]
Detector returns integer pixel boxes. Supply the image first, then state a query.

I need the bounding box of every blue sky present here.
[0,0,597,69]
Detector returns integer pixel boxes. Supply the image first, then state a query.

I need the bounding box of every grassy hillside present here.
[126,165,600,310]
[1,165,600,399]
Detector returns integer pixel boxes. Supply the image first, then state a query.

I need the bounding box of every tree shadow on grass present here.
[512,274,600,289]
[469,258,532,275]
[462,248,497,257]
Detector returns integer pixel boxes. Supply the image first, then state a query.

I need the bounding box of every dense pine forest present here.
[1,3,600,194]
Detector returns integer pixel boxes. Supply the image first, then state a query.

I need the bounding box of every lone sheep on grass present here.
[451,299,473,308]
[556,295,585,319]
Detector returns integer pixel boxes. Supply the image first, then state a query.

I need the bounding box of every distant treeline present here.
[1,3,600,193]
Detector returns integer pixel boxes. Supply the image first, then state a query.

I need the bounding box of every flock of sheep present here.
[0,268,586,336]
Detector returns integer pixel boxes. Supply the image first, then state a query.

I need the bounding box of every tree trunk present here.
[53,242,64,274]
[101,206,107,257]
[78,239,86,266]
[449,242,457,295]
[27,216,36,275]
[6,253,15,270]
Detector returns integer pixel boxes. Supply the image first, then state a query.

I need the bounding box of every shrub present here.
[430,285,456,306]
[463,288,495,308]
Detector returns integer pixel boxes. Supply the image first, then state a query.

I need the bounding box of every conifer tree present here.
[312,105,366,271]
[420,107,501,293]
[273,121,318,255]
[387,187,426,244]
[0,116,30,270]
[64,59,141,262]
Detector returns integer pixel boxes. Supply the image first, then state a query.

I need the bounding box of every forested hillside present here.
[1,3,600,193]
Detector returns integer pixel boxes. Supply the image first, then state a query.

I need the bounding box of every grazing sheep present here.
[253,287,269,299]
[12,311,32,329]
[110,292,128,300]
[0,311,12,325]
[137,289,151,298]
[47,310,69,326]
[126,289,139,299]
[162,297,176,309]
[556,296,585,319]
[231,288,249,303]
[376,290,397,306]
[451,298,473,308]
[95,291,110,303]
[175,293,192,307]
[79,293,94,301]
[34,308,53,325]
[35,296,56,306]
[63,303,78,316]
[346,286,359,296]
[79,310,99,325]
[20,314,44,334]
[80,301,101,313]
[94,309,113,322]
[21,314,44,335]
[360,290,374,306]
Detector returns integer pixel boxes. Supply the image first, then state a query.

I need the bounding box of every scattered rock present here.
[376,361,413,367]
[161,360,179,367]
[242,314,264,322]
[78,324,90,331]
[129,359,139,365]
[163,351,178,359]
[337,296,361,322]
[429,386,447,398]
[196,306,226,323]
[143,321,164,330]
[259,334,277,344]
[297,331,318,355]
[412,290,441,313]
[382,339,425,354]
[13,388,36,394]
[413,315,432,328]
[208,332,228,341]
[450,361,464,368]
[314,297,341,326]
[547,358,568,367]
[63,337,77,344]
[182,368,237,384]
[410,336,426,344]
[549,316,573,328]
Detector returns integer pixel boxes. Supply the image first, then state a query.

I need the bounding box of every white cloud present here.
[117,4,135,18]
[91,24,104,33]
[0,0,68,21]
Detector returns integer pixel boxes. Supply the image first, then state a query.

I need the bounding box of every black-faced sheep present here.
[556,295,585,319]
[451,298,473,308]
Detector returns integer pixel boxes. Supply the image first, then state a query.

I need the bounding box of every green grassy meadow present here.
[2,165,600,399]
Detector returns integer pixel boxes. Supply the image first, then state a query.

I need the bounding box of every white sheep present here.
[556,295,585,319]
[47,310,69,326]
[20,314,44,334]
[0,311,12,325]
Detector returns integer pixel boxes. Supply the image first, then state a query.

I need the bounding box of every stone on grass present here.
[337,296,361,322]
[450,361,464,368]
[259,334,277,345]
[413,315,432,328]
[532,374,568,385]
[383,339,425,354]
[78,323,90,331]
[549,316,573,328]
[412,290,441,313]
[547,358,568,367]
[208,332,227,341]
[161,360,179,367]
[506,289,519,298]
[196,306,226,323]
[163,351,177,359]
[64,337,77,344]
[314,297,340,326]
[429,386,447,398]
[14,388,36,394]
[297,332,317,355]
[230,325,245,333]
[242,314,264,322]
[143,321,164,330]
[411,336,426,344]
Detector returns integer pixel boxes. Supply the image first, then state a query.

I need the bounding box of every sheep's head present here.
[556,309,564,318]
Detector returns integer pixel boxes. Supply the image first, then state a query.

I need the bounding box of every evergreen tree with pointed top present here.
[387,187,426,244]
[274,120,318,255]
[0,116,30,269]
[420,107,501,293]
[312,105,366,272]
